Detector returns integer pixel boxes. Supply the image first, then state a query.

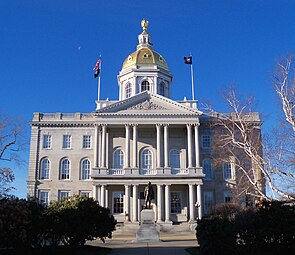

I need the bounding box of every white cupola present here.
[117,19,173,101]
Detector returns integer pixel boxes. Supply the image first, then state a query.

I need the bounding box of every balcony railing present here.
[108,169,125,175]
[92,167,204,178]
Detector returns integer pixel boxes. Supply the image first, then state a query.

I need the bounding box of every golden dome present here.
[122,47,169,70]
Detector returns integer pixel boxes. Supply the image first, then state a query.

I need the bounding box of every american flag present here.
[93,58,101,71]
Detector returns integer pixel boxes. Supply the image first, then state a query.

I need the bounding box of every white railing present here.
[140,169,157,175]
[108,169,125,175]
[171,168,189,175]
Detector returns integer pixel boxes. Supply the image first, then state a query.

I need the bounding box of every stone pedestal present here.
[135,209,160,242]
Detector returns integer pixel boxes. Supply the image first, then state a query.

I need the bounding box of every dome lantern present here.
[118,20,173,101]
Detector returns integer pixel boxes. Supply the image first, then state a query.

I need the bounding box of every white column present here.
[164,124,169,168]
[101,125,107,168]
[125,124,130,168]
[197,184,203,219]
[133,124,138,168]
[189,184,195,222]
[165,184,171,222]
[157,184,163,222]
[92,185,97,201]
[105,188,109,208]
[187,124,193,168]
[94,125,99,168]
[194,124,200,167]
[100,185,105,207]
[156,124,162,168]
[125,185,130,221]
[132,184,138,222]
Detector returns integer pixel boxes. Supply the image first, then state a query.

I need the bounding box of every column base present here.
[162,220,173,226]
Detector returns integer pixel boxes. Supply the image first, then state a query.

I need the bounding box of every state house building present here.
[27,20,262,226]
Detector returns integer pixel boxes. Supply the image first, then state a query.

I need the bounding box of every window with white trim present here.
[43,135,52,149]
[141,80,150,92]
[203,159,213,180]
[159,82,165,96]
[39,191,49,206]
[202,135,211,149]
[63,135,71,149]
[113,192,124,214]
[40,158,50,179]
[223,162,234,180]
[170,149,180,170]
[60,158,70,180]
[80,191,90,197]
[83,135,91,149]
[59,190,70,201]
[224,191,232,203]
[204,191,214,215]
[113,149,124,169]
[81,159,91,180]
[141,149,153,170]
[125,83,132,98]
[171,192,182,213]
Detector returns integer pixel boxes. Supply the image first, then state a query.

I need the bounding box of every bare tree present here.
[0,113,26,197]
[203,58,295,201]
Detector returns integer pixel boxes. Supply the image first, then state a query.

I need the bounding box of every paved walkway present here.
[91,230,197,255]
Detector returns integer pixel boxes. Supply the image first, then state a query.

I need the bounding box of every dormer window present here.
[141,80,150,92]
[143,53,149,58]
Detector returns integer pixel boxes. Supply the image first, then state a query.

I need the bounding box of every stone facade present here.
[27,20,263,226]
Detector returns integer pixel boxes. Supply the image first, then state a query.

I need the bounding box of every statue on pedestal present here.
[144,182,154,209]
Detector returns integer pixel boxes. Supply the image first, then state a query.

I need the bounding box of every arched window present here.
[159,82,165,96]
[113,149,124,169]
[141,148,153,170]
[203,159,213,180]
[81,159,91,180]
[141,80,150,92]
[125,83,132,99]
[40,158,50,179]
[60,158,70,180]
[169,149,180,170]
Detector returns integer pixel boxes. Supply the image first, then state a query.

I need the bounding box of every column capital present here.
[132,123,139,127]
[156,123,163,127]
[186,123,193,127]
[163,123,170,127]
[101,123,107,127]
[125,124,132,128]
[194,122,200,127]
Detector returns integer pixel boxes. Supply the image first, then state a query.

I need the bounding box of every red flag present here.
[93,58,101,78]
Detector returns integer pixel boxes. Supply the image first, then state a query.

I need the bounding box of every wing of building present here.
[27,20,263,227]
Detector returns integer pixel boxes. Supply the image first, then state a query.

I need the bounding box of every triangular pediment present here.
[96,91,202,116]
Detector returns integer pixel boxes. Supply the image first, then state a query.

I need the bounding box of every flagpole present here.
[190,54,195,101]
[190,59,195,101]
[97,53,102,102]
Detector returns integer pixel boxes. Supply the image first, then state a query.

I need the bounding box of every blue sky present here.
[1,0,295,198]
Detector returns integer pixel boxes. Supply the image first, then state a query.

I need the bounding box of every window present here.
[83,135,91,149]
[141,149,153,170]
[141,80,150,92]
[81,159,91,180]
[113,192,124,214]
[113,149,124,169]
[63,135,71,149]
[224,191,232,203]
[203,159,213,180]
[80,191,90,197]
[60,158,70,180]
[39,191,49,206]
[223,162,234,180]
[171,192,182,213]
[43,135,51,149]
[159,82,165,96]
[202,135,211,148]
[40,158,50,179]
[170,149,180,170]
[59,191,70,201]
[125,83,132,98]
[204,191,214,215]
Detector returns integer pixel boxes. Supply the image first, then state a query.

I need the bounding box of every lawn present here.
[185,247,200,255]
[0,245,111,255]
